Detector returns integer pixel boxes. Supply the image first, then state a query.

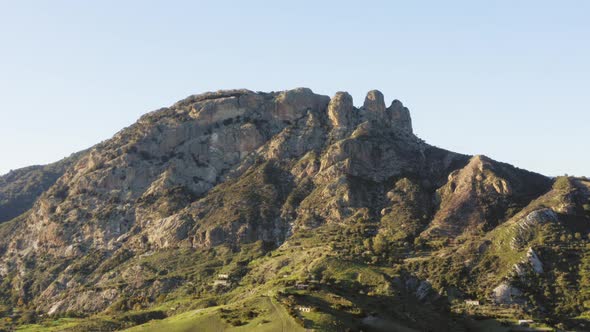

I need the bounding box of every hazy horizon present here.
[1,1,589,177]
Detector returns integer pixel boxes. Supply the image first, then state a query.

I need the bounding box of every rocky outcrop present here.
[420,155,551,240]
[360,90,413,135]
[0,150,86,224]
[512,248,544,278]
[274,88,330,122]
[511,208,557,249]
[363,90,386,120]
[328,91,354,128]
[527,248,543,274]
[388,99,413,134]
[492,282,523,305]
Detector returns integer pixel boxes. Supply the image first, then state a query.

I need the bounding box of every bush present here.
[156,294,167,303]
[119,310,166,325]
[413,237,427,249]
[65,319,124,331]
[373,234,389,254]
[18,310,38,324]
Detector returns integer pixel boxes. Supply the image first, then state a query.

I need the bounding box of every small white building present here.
[296,306,312,313]
[518,319,534,326]
[465,300,480,306]
[213,279,231,286]
[218,274,229,279]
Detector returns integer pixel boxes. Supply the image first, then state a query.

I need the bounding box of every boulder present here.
[492,282,523,304]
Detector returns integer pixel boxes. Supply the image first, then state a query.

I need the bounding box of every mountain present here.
[0,151,85,224]
[0,88,588,332]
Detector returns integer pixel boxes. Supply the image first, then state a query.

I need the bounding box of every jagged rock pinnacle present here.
[363,90,386,116]
[388,99,413,134]
[327,91,354,128]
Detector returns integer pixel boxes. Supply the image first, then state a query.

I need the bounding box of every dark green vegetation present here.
[0,89,588,331]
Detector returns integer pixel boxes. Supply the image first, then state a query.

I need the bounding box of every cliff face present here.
[0,88,442,260]
[1,88,587,331]
[0,151,85,224]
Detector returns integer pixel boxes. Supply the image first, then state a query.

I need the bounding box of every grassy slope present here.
[17,318,81,332]
[124,296,304,332]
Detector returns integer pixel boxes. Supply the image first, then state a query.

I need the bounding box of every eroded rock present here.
[328,91,354,128]
[363,90,386,120]
[492,282,523,304]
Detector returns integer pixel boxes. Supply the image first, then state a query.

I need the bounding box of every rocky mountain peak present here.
[0,87,588,331]
[0,88,422,258]
[420,154,551,240]
[359,89,413,134]
[363,89,386,118]
[388,99,413,134]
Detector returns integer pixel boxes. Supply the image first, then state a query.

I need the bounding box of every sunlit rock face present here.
[0,87,562,320]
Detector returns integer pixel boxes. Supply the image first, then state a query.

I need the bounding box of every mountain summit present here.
[0,88,588,331]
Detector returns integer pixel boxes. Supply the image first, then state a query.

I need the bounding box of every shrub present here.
[156,294,167,303]
[18,310,37,324]
[230,319,245,326]
[120,310,166,325]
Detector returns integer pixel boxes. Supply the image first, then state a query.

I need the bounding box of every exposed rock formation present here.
[420,155,551,240]
[363,90,386,120]
[0,88,432,257]
[0,151,85,224]
[388,99,413,134]
[492,282,523,304]
[511,208,558,249]
[0,87,573,324]
[327,91,354,128]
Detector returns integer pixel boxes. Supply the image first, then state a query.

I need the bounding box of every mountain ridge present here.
[0,88,587,331]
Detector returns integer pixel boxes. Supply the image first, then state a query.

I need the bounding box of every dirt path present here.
[267,293,286,332]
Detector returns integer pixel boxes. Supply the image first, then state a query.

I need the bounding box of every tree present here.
[363,238,373,252]
[373,234,389,254]
[18,311,37,324]
[414,237,427,249]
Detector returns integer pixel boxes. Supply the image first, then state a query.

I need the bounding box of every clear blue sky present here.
[1,1,588,176]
